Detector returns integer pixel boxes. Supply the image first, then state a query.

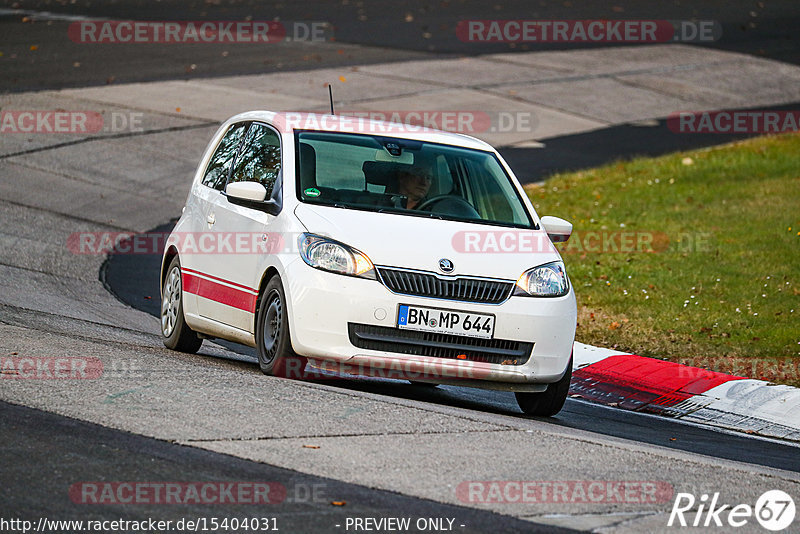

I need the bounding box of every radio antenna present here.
[328,84,335,115]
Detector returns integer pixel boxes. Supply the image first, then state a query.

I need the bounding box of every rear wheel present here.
[515,356,572,417]
[161,256,203,353]
[256,276,308,379]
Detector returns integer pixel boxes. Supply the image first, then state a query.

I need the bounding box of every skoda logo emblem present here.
[438,258,454,273]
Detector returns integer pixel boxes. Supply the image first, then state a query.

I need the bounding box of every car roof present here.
[223,110,496,152]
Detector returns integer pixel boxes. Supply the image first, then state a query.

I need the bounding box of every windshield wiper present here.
[377,207,443,220]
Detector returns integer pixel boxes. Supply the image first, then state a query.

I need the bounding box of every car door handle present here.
[206,213,216,226]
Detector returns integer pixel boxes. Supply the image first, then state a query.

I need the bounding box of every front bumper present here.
[283,258,576,385]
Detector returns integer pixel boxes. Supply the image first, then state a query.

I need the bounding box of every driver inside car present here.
[395,164,434,209]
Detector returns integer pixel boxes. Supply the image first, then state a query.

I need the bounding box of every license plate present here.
[397,304,495,339]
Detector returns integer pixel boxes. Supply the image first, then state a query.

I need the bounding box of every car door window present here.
[201,122,249,190]
[229,123,282,198]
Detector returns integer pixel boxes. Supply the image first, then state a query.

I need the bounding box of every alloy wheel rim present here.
[161,266,181,337]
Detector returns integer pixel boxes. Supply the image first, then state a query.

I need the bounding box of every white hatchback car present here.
[161,111,577,416]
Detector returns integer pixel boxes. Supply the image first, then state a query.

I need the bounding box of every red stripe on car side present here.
[181,267,256,293]
[182,271,258,313]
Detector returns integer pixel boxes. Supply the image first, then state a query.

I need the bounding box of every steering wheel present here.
[416,194,477,214]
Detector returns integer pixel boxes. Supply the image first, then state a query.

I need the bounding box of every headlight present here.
[298,233,375,279]
[515,261,569,297]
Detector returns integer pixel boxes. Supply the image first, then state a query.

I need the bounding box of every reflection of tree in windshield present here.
[233,128,281,194]
[203,124,247,190]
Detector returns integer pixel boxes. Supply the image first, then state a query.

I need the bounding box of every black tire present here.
[256,275,308,379]
[161,256,203,353]
[515,356,572,417]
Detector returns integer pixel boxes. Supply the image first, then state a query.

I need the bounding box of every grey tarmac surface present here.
[1,401,574,534]
[2,8,800,532]
[1,0,799,93]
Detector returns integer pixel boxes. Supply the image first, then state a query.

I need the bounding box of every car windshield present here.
[295,131,534,228]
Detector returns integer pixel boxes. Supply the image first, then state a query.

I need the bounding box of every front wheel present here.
[515,356,572,417]
[161,256,203,353]
[256,276,308,379]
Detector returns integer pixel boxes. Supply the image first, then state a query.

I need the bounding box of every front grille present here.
[377,267,514,304]
[348,323,532,365]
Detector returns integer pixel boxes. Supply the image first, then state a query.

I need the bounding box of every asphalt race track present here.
[2,1,800,533]
[2,0,799,92]
[1,401,572,533]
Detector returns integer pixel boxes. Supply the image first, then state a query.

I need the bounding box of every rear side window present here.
[201,122,248,190]
[229,123,282,198]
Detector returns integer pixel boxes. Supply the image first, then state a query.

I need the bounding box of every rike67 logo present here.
[669,490,795,531]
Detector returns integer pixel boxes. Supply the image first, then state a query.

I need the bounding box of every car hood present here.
[294,203,562,280]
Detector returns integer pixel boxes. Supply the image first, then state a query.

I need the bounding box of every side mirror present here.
[226,181,267,202]
[224,182,281,216]
[540,216,572,243]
